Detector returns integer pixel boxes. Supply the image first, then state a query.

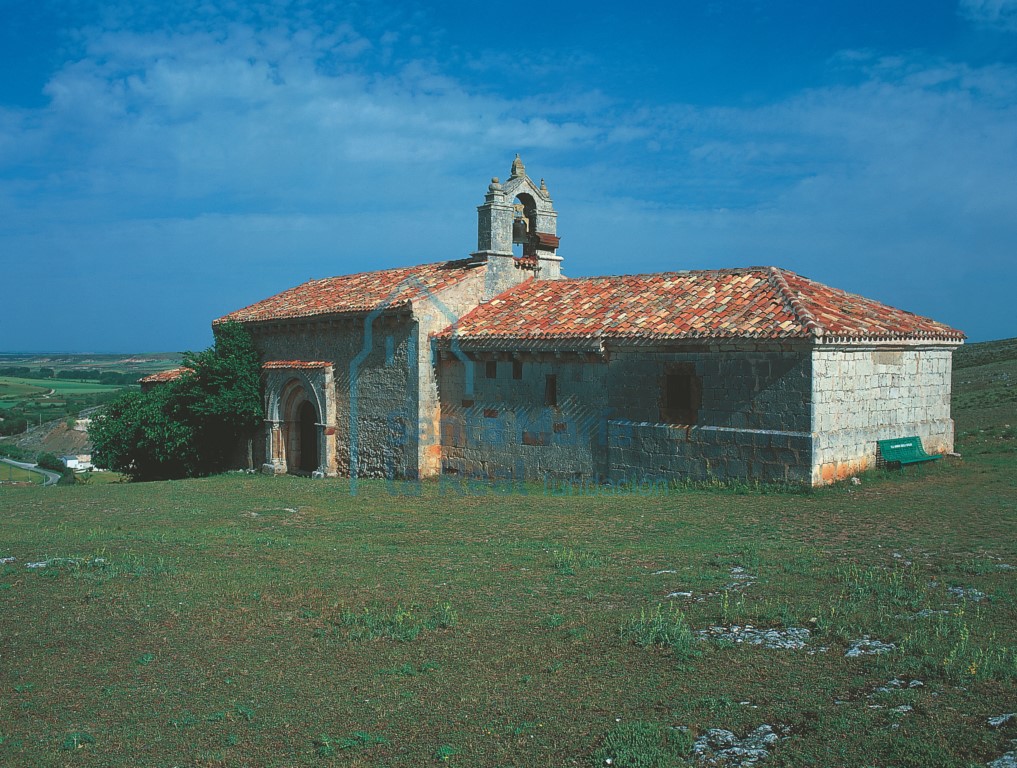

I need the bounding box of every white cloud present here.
[958,0,1017,30]
[1,13,1016,346]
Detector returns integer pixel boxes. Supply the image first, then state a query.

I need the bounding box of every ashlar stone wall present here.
[437,343,816,485]
[250,313,419,478]
[810,345,955,485]
[438,352,609,481]
[248,266,488,480]
[604,345,814,484]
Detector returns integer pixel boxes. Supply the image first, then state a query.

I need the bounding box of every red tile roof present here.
[262,360,331,370]
[138,367,190,385]
[436,267,963,345]
[216,260,481,324]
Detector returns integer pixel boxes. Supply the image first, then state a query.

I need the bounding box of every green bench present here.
[877,437,941,467]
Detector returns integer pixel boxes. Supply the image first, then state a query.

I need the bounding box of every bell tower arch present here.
[474,155,562,299]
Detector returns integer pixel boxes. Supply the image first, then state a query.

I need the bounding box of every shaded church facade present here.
[213,157,964,486]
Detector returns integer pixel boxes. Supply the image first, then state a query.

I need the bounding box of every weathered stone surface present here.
[948,585,987,601]
[811,348,955,485]
[698,625,811,650]
[845,636,896,657]
[692,724,789,766]
[988,742,1017,768]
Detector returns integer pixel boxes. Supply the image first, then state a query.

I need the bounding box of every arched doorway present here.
[277,378,322,476]
[298,400,319,473]
[262,363,336,478]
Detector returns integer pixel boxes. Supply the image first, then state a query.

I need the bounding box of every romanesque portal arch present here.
[262,363,336,477]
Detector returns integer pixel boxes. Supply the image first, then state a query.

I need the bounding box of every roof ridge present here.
[767,267,824,338]
[566,266,771,282]
[310,259,470,284]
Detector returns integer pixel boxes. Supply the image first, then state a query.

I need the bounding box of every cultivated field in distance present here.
[0,352,183,437]
[0,340,1013,766]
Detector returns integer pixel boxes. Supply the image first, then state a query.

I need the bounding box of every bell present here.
[512,216,529,244]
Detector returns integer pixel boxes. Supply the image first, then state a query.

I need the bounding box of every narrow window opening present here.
[512,360,523,380]
[485,360,498,379]
[545,374,557,407]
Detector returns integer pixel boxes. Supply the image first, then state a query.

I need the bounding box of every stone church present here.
[208,156,963,486]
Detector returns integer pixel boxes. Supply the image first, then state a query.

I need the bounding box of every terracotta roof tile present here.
[262,360,331,370]
[436,267,963,345]
[216,260,481,324]
[138,367,190,385]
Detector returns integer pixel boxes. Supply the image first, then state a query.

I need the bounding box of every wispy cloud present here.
[958,0,1017,31]
[1,8,1015,347]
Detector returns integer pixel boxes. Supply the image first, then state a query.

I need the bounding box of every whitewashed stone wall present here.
[810,346,955,484]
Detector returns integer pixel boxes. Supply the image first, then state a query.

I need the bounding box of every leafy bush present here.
[36,452,66,473]
[89,322,262,481]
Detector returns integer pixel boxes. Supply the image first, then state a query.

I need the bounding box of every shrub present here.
[36,452,66,473]
[621,604,696,659]
[89,322,262,481]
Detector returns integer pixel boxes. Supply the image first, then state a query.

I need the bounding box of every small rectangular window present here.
[486,361,498,379]
[512,360,523,380]
[545,374,557,407]
[660,363,700,424]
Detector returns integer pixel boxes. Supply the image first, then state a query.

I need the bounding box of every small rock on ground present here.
[692,724,790,766]
[698,626,811,650]
[989,742,1017,768]
[845,636,896,657]
[989,714,1016,727]
[872,677,923,694]
[948,585,986,601]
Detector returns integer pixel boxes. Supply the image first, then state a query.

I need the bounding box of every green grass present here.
[0,376,130,395]
[0,341,1013,766]
[0,463,44,484]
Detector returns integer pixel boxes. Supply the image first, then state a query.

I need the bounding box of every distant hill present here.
[952,337,1017,436]
[954,337,1017,369]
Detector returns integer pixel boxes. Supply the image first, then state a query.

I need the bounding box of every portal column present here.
[261,419,286,475]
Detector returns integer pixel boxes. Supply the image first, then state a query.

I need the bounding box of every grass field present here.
[0,352,182,436]
[0,376,135,435]
[0,462,43,484]
[0,342,1014,767]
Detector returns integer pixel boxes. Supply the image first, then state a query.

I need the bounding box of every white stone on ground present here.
[698,625,811,650]
[989,742,1017,768]
[948,585,986,601]
[692,724,790,766]
[845,636,896,657]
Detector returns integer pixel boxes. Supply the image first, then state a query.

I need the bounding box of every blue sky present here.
[1,0,1015,351]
